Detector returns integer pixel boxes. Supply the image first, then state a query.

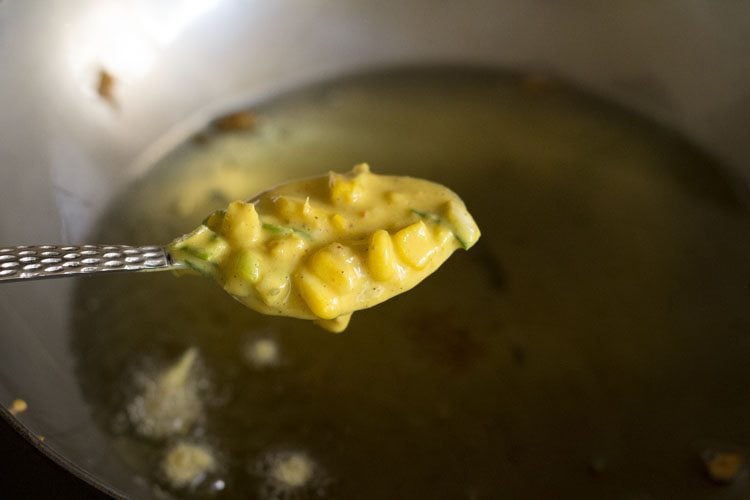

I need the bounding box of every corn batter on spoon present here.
[0,164,480,332]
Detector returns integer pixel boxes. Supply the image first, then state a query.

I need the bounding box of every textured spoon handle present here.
[0,244,176,283]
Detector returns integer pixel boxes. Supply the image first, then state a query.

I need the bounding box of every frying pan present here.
[1,1,749,498]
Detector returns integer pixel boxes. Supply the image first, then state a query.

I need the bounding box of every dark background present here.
[0,416,110,499]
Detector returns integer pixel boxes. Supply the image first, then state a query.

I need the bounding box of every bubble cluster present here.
[161,441,217,490]
[254,449,327,499]
[126,348,203,439]
[243,335,281,369]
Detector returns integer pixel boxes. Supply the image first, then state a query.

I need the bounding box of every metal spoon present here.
[0,244,183,283]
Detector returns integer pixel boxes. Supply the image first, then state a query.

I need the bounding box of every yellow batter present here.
[167,164,480,332]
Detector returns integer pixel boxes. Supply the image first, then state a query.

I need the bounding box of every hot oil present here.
[72,69,750,499]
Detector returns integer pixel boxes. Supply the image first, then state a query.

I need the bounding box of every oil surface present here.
[72,69,750,499]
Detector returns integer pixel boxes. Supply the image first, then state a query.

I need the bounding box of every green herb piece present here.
[262,223,313,240]
[411,209,468,249]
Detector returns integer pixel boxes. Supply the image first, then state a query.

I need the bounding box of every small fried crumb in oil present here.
[703,450,744,484]
[8,398,27,416]
[97,69,117,106]
[213,110,256,131]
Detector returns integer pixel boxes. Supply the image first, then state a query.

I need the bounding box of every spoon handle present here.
[0,244,178,283]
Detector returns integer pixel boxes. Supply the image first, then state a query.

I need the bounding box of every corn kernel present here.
[393,220,440,270]
[330,213,348,232]
[256,274,291,307]
[294,270,342,319]
[307,244,361,294]
[274,195,308,221]
[329,172,363,205]
[222,201,260,246]
[268,235,306,260]
[368,230,396,281]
